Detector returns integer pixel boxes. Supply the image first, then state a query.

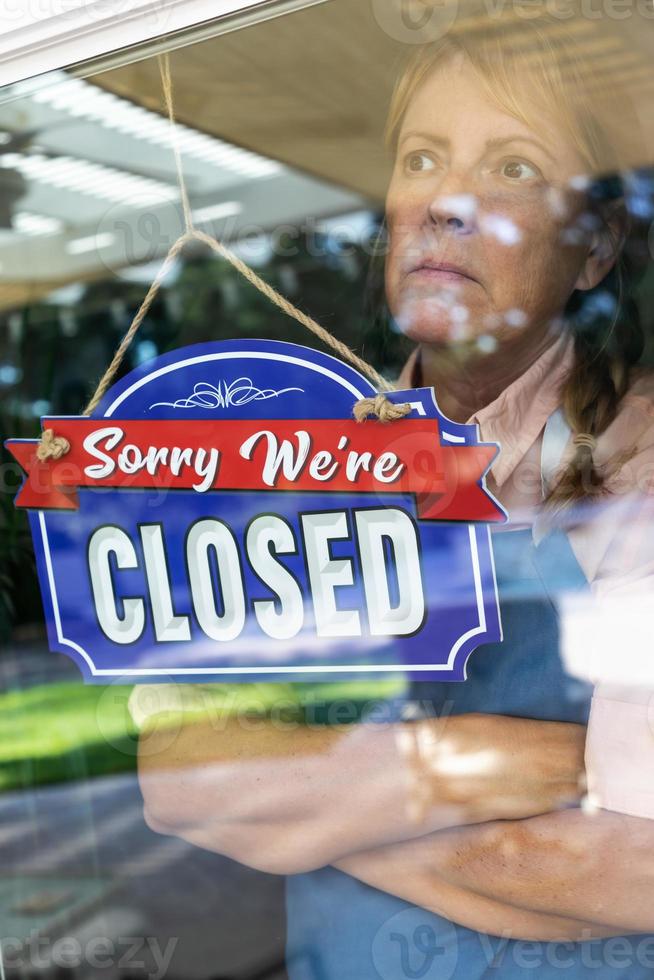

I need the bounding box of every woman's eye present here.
[499,159,541,181]
[403,152,436,174]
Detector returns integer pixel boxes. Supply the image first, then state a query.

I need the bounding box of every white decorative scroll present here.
[150,378,303,410]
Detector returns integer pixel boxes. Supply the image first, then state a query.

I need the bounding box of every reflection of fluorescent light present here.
[191,201,242,224]
[26,74,280,180]
[1,155,177,206]
[232,234,273,267]
[46,283,85,305]
[66,231,115,255]
[13,211,64,235]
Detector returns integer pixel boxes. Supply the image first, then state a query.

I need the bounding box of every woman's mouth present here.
[409,262,477,284]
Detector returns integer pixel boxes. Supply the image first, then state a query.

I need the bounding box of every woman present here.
[134,19,654,979]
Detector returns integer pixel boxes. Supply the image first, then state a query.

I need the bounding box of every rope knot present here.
[36,429,71,462]
[353,395,411,423]
[573,432,597,453]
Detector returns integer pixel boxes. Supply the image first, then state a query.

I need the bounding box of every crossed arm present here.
[335,806,654,940]
[137,708,654,938]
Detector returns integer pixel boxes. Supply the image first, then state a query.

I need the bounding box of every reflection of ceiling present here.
[0,60,366,310]
[93,0,654,199]
[95,0,400,203]
[1,0,654,313]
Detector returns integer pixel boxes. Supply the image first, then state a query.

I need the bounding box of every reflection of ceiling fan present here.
[0,123,198,229]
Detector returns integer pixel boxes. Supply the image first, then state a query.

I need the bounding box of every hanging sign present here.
[6,340,505,683]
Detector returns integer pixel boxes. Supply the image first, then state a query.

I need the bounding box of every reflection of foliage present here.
[0,412,37,641]
[171,225,410,376]
[0,681,140,791]
[0,678,404,792]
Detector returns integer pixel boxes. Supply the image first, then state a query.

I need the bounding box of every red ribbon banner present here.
[6,418,503,523]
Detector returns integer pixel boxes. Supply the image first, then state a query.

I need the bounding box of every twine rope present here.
[353,393,413,422]
[37,52,409,462]
[159,49,195,238]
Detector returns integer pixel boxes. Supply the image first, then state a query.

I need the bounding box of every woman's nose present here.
[427,189,477,234]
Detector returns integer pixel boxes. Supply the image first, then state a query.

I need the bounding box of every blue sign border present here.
[22,340,504,683]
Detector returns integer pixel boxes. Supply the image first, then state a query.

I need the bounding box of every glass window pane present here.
[2,3,654,978]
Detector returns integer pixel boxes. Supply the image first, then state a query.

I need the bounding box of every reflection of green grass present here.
[0,683,138,792]
[0,678,404,793]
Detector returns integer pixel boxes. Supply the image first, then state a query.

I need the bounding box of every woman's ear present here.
[574,198,627,292]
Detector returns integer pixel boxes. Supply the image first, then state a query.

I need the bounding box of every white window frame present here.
[0,0,329,89]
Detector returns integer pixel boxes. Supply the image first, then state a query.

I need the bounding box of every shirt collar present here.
[397,333,574,487]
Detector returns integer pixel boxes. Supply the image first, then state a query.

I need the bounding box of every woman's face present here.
[385,53,599,345]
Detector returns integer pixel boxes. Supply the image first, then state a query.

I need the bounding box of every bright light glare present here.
[432,746,500,777]
[561,591,654,686]
[191,201,242,224]
[0,153,177,206]
[66,231,115,255]
[479,214,522,245]
[13,211,63,235]
[24,74,280,180]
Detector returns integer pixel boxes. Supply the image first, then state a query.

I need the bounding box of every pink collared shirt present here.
[399,334,654,819]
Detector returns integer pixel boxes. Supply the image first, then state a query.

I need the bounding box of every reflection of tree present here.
[0,412,36,640]
[172,225,410,376]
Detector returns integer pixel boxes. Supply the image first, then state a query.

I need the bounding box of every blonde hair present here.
[385,25,631,167]
[385,21,646,513]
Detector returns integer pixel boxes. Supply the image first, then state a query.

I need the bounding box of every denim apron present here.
[285,411,654,979]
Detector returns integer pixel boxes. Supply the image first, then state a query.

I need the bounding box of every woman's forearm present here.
[140,715,428,873]
[334,808,654,935]
[335,847,619,942]
[425,808,654,933]
[137,711,585,873]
